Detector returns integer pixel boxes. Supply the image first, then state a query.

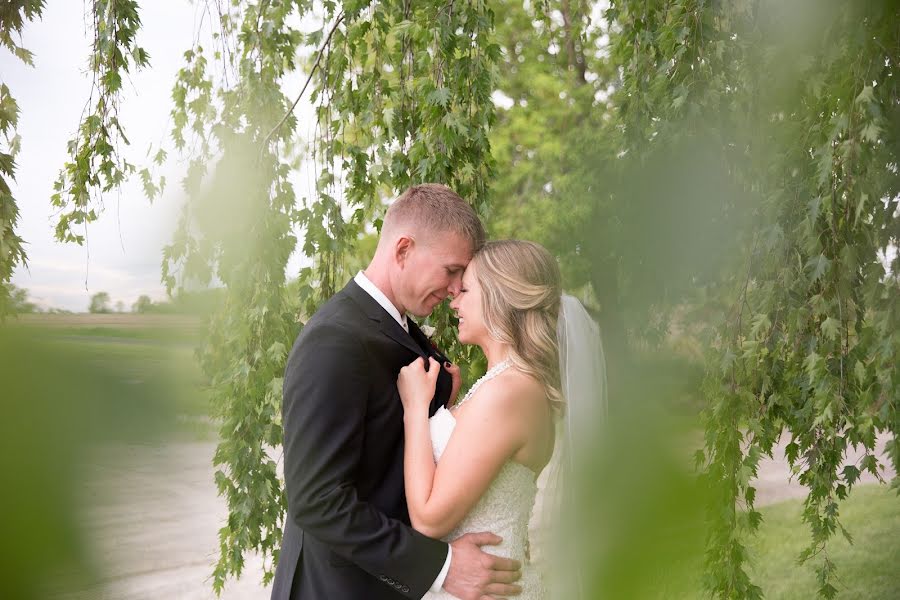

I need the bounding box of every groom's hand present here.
[443,532,522,599]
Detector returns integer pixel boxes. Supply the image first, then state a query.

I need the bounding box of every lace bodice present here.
[423,406,546,599]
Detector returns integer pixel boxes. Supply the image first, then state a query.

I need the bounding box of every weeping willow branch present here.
[260,11,345,151]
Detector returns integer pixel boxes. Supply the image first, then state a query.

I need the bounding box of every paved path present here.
[752,431,894,505]
[69,443,269,600]
[66,432,894,599]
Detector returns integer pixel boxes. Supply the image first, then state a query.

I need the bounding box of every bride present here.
[398,239,600,600]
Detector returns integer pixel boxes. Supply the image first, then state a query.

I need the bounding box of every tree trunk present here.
[560,0,587,84]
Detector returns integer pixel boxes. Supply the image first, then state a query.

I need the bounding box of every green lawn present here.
[3,314,215,440]
[587,481,898,599]
[748,484,900,599]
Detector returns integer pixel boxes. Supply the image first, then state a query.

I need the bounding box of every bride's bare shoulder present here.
[461,369,549,426]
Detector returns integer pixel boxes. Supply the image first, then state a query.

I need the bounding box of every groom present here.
[271,184,522,599]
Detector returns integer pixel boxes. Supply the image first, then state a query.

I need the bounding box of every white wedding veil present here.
[558,294,608,455]
[538,293,607,598]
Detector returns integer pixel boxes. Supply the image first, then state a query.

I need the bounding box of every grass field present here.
[748,483,899,599]
[3,313,214,441]
[650,483,900,599]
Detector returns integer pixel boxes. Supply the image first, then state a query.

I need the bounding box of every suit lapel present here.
[343,279,451,414]
[408,319,449,365]
[381,319,424,357]
[408,320,453,414]
[344,279,424,357]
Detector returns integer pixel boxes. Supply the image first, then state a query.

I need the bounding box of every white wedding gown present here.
[423,406,546,600]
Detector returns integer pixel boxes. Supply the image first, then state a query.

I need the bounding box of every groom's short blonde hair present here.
[382,184,485,251]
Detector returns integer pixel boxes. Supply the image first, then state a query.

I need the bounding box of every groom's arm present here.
[282,320,448,598]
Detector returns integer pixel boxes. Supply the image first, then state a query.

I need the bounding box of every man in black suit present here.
[271,184,522,599]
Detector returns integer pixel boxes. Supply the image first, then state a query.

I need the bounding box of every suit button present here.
[401,586,410,592]
[379,575,388,581]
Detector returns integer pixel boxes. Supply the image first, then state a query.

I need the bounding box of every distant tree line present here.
[2,283,40,313]
[3,284,224,315]
[144,288,224,315]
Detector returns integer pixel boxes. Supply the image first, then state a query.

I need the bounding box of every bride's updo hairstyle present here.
[471,240,563,411]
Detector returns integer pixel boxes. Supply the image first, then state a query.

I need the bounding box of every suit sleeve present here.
[282,321,448,598]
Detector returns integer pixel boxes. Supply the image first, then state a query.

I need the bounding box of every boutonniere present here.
[420,324,436,339]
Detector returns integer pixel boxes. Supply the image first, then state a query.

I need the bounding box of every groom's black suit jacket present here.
[271,279,452,600]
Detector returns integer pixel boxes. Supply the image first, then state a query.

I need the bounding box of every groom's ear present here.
[394,235,413,267]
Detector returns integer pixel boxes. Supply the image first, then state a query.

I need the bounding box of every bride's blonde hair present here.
[471,240,563,411]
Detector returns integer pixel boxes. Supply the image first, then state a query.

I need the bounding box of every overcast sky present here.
[5,2,317,312]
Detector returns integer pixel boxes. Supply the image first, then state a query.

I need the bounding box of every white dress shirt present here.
[353,271,453,592]
[354,271,409,331]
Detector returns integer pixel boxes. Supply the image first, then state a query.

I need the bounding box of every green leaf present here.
[738,465,753,487]
[820,316,840,341]
[750,313,771,339]
[841,464,860,485]
[103,70,122,93]
[785,441,800,465]
[854,86,874,104]
[392,19,414,36]
[860,122,880,143]
[807,254,831,282]
[804,351,822,378]
[854,193,868,224]
[860,454,880,477]
[13,45,35,66]
[382,106,394,135]
[720,348,736,373]
[853,360,866,385]
[427,87,451,108]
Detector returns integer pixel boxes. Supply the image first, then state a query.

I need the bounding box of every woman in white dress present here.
[397,239,564,600]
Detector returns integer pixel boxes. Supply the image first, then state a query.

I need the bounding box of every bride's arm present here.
[398,358,536,539]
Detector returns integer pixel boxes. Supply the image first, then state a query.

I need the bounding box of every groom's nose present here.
[447,275,463,296]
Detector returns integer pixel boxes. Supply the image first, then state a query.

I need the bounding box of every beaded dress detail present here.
[423,361,546,599]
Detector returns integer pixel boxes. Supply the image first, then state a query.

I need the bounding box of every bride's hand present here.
[443,361,462,406]
[398,357,440,415]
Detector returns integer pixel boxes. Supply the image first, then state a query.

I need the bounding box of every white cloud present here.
[5,3,206,311]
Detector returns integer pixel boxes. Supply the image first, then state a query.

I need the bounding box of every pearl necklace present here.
[454,359,512,410]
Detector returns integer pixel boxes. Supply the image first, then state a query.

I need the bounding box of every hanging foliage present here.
[607,1,899,597]
[0,1,44,318]
[158,0,499,590]
[51,0,151,245]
